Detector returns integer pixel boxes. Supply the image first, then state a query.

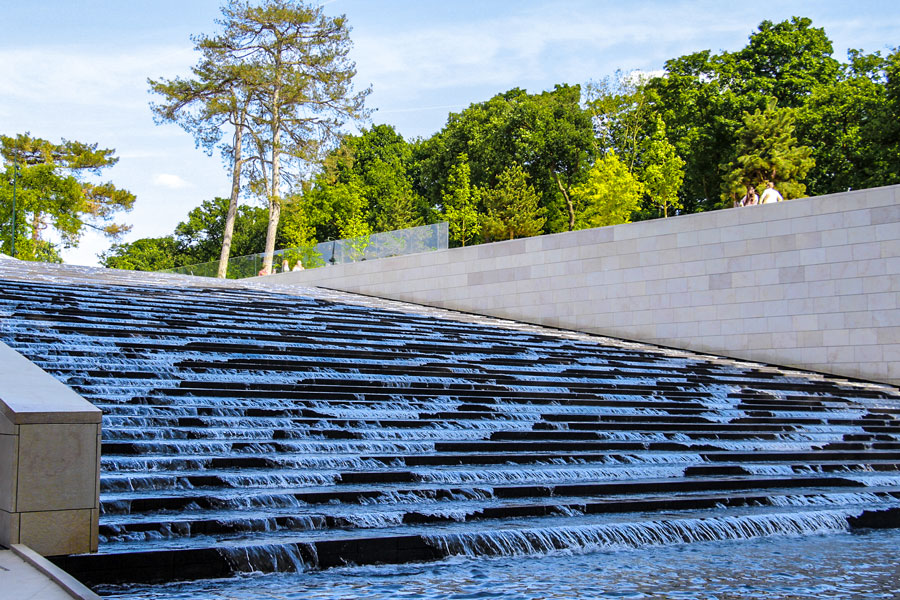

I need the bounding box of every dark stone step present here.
[99,474,865,517]
[55,506,900,585]
[99,488,900,544]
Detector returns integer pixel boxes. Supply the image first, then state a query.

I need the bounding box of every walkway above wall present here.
[262,185,900,386]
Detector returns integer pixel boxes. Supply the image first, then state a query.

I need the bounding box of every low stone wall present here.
[264,184,900,385]
[0,341,101,556]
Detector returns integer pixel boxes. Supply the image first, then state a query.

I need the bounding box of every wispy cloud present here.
[153,173,192,189]
[0,44,195,110]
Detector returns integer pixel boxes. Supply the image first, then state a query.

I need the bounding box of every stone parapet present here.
[265,184,900,385]
[0,341,101,556]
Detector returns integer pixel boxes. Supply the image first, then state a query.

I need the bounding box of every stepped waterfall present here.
[1,260,899,597]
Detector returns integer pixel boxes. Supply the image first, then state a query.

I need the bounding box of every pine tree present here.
[720,97,815,204]
[481,164,546,242]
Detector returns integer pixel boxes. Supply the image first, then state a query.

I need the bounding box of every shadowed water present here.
[96,529,900,599]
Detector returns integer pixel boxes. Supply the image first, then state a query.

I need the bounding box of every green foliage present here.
[302,124,425,244]
[416,85,594,234]
[100,197,270,271]
[0,133,134,260]
[100,237,178,271]
[441,154,480,247]
[174,197,269,264]
[638,116,685,218]
[572,152,643,229]
[720,98,814,205]
[585,70,652,170]
[799,47,900,192]
[729,17,840,107]
[645,17,840,210]
[480,164,546,242]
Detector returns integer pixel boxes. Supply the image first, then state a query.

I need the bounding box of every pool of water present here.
[97,529,900,599]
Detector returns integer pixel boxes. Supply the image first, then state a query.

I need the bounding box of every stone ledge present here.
[0,342,101,556]
[0,341,101,425]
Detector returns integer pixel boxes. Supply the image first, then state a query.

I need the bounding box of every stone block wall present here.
[265,185,900,385]
[0,342,101,556]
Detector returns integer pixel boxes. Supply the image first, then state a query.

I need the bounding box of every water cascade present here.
[1,261,899,587]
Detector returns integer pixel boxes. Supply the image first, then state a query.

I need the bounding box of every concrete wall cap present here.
[0,341,100,425]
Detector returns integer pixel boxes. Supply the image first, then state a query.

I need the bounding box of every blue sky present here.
[2,0,898,266]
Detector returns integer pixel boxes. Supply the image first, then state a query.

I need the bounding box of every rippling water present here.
[97,529,900,599]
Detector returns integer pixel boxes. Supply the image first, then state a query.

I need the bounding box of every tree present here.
[799,47,900,193]
[645,17,840,212]
[100,237,178,271]
[149,31,252,278]
[174,197,269,265]
[720,98,814,205]
[572,151,643,229]
[728,17,840,107]
[441,154,480,247]
[0,133,134,261]
[585,70,653,171]
[644,50,732,213]
[638,116,685,218]
[344,125,423,233]
[415,85,594,235]
[100,197,270,272]
[207,0,370,275]
[298,124,424,249]
[511,84,595,232]
[481,164,545,242]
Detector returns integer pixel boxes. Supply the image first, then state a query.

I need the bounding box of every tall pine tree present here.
[481,164,546,242]
[720,98,814,205]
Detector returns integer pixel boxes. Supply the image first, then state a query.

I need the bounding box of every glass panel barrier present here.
[161,222,449,279]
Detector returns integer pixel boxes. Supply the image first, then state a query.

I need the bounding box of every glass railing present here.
[161,222,449,279]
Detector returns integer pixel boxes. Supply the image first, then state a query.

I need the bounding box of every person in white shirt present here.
[759,181,783,204]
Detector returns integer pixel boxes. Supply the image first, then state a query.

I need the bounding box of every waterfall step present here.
[96,475,874,516]
[50,506,900,585]
[95,488,900,545]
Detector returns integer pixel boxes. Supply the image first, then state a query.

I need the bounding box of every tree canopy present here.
[100,196,270,271]
[27,13,893,271]
[0,133,134,261]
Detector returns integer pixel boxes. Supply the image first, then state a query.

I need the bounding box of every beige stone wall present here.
[0,342,101,556]
[264,185,900,386]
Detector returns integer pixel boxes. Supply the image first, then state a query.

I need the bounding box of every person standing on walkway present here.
[740,187,758,206]
[759,181,784,204]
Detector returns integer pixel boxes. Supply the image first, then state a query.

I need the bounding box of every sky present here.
[1,0,898,267]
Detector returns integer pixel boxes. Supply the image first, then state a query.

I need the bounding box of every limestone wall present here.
[265,185,900,385]
[0,341,101,556]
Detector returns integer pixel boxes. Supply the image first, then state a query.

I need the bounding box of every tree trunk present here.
[554,172,576,231]
[262,56,283,276]
[31,212,42,242]
[217,108,245,278]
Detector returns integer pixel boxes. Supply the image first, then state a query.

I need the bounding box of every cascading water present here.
[1,260,900,598]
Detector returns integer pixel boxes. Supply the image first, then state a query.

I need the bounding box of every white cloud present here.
[153,173,192,189]
[0,44,195,110]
